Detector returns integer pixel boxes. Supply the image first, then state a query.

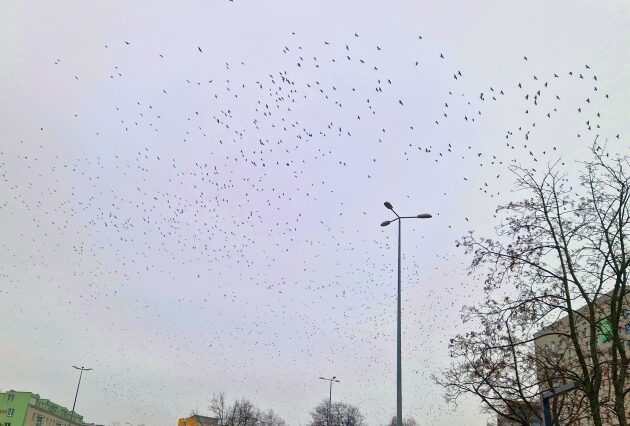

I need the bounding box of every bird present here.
[1,27,617,426]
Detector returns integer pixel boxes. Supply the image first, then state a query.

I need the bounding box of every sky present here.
[0,1,628,425]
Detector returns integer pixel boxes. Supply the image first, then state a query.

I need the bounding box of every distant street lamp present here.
[381,201,432,426]
[541,381,581,426]
[68,366,92,426]
[319,376,340,426]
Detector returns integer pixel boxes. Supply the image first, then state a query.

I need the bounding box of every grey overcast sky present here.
[0,1,628,425]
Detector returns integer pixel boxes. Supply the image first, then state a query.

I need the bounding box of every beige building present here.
[496,400,542,426]
[532,291,630,425]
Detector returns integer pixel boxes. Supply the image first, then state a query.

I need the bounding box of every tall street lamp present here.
[541,381,581,426]
[381,201,432,426]
[68,366,92,426]
[319,376,339,426]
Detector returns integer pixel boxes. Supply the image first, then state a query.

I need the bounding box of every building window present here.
[35,416,44,426]
[599,318,613,343]
[623,308,630,319]
[6,409,13,417]
[6,394,14,401]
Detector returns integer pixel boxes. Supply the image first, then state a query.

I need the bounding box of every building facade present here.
[178,415,219,426]
[0,391,84,426]
[496,400,542,426]
[533,291,630,425]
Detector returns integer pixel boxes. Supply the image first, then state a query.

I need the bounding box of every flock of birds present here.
[0,28,620,426]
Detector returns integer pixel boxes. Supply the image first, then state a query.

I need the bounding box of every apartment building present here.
[0,390,84,426]
[496,400,542,426]
[533,291,630,425]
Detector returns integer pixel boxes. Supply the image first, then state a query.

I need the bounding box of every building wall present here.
[0,391,33,426]
[30,398,81,425]
[533,292,630,425]
[496,400,542,426]
[179,417,202,426]
[179,418,195,426]
[0,391,83,426]
[178,416,219,426]
[498,418,541,426]
[23,405,81,426]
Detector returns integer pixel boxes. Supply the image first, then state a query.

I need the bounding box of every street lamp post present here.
[68,366,92,426]
[541,381,581,426]
[319,376,340,426]
[381,202,432,426]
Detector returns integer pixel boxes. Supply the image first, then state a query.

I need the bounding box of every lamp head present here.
[417,213,432,219]
[384,201,393,210]
[380,220,391,227]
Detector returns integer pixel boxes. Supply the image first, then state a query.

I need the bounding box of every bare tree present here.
[229,398,260,426]
[259,409,287,426]
[210,392,229,426]
[208,393,287,426]
[435,143,630,426]
[308,400,366,426]
[386,416,418,426]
